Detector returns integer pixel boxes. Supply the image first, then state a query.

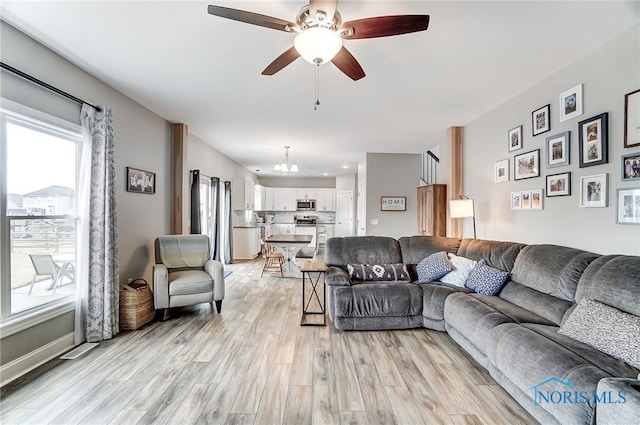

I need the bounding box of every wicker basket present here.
[119,278,154,330]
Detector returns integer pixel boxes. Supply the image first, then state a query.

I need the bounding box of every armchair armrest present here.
[204,259,225,302]
[596,377,640,425]
[325,266,352,286]
[153,264,169,309]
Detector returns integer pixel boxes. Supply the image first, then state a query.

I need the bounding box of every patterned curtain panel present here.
[80,104,120,343]
[190,170,201,234]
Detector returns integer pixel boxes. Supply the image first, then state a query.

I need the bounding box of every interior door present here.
[336,190,354,237]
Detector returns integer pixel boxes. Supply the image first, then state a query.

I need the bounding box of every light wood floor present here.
[0,259,538,425]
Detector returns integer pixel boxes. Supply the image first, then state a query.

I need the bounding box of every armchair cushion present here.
[168,270,213,295]
[155,235,210,269]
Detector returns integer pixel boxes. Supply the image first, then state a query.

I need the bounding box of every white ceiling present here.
[1,1,638,177]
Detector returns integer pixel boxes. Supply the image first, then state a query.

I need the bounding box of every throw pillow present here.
[465,260,509,295]
[416,251,452,284]
[559,299,640,370]
[346,263,411,281]
[439,253,477,287]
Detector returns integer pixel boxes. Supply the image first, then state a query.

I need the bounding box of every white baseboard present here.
[0,332,75,387]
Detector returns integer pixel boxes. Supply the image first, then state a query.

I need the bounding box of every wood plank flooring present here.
[0,259,538,425]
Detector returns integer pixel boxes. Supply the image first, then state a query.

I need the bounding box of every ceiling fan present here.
[207,0,429,81]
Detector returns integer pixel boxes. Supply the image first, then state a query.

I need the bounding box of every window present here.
[1,102,82,321]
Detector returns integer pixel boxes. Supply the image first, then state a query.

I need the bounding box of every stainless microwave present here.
[297,199,316,211]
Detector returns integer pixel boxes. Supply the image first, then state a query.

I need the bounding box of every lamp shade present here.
[450,199,475,218]
[294,27,343,64]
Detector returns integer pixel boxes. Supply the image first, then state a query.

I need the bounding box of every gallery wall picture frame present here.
[521,191,532,209]
[622,152,640,181]
[532,104,551,136]
[580,173,607,208]
[531,189,543,210]
[508,125,523,152]
[546,172,571,197]
[494,159,509,183]
[511,192,522,210]
[578,112,608,168]
[514,149,540,180]
[616,188,640,224]
[559,84,583,122]
[126,167,156,194]
[545,131,570,168]
[624,89,640,148]
[381,196,406,211]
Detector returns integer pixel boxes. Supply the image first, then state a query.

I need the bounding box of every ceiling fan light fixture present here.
[294,27,342,64]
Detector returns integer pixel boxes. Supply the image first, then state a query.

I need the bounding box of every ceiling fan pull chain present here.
[314,63,320,110]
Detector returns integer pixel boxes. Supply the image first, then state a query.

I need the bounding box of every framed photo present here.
[494,159,509,183]
[580,173,607,208]
[559,84,583,122]
[381,196,406,211]
[546,131,570,168]
[126,167,156,194]
[508,125,523,152]
[624,89,640,148]
[622,152,640,181]
[514,149,540,180]
[531,189,543,210]
[616,188,640,224]
[546,172,571,197]
[578,112,608,168]
[532,104,551,136]
[511,192,522,210]
[521,191,532,209]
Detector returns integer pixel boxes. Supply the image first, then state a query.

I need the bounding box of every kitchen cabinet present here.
[265,187,275,210]
[274,188,296,211]
[317,224,335,249]
[417,184,447,237]
[315,188,335,211]
[296,188,316,200]
[254,184,266,211]
[294,225,317,248]
[232,178,256,210]
[233,227,261,259]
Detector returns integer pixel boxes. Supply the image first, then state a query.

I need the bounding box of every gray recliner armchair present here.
[153,235,225,319]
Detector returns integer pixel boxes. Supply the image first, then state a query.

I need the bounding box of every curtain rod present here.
[0,61,101,112]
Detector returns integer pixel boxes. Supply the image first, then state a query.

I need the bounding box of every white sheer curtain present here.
[75,104,119,344]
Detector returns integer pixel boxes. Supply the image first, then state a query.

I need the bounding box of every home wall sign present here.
[381,196,406,211]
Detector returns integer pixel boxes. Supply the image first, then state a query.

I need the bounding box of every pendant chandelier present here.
[273,146,299,173]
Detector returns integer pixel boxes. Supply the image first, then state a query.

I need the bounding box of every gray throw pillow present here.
[559,299,640,369]
[465,259,509,295]
[346,263,410,281]
[416,251,452,283]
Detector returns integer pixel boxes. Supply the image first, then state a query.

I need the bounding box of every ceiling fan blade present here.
[262,47,301,76]
[309,0,338,23]
[340,15,430,39]
[331,47,365,81]
[207,5,296,32]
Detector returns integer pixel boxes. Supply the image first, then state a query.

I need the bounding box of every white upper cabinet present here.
[316,188,336,211]
[254,184,265,211]
[274,188,297,210]
[296,188,316,200]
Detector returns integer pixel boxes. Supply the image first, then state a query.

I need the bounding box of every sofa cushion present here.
[421,283,471,331]
[499,281,573,325]
[346,263,410,282]
[439,253,477,287]
[559,299,640,369]
[456,238,525,272]
[332,282,423,319]
[398,235,462,265]
[465,260,509,295]
[416,251,452,283]
[325,236,402,268]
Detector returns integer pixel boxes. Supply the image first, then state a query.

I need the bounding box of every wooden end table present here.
[300,259,327,326]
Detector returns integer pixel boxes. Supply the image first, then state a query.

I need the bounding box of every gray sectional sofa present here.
[324,235,640,425]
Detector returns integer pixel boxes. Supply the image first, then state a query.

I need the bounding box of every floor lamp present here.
[450,196,476,239]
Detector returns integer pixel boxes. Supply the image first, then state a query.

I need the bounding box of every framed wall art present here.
[531,189,543,210]
[580,173,607,208]
[494,159,509,183]
[508,125,523,152]
[521,191,532,209]
[511,192,521,210]
[532,104,551,136]
[381,196,406,211]
[622,152,640,181]
[559,84,583,122]
[546,172,571,197]
[624,89,640,148]
[616,188,640,224]
[546,131,570,168]
[514,149,540,180]
[126,167,156,194]
[578,112,608,168]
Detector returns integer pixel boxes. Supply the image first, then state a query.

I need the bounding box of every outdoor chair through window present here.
[28,254,75,295]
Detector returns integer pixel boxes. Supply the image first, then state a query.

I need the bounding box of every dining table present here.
[266,234,313,277]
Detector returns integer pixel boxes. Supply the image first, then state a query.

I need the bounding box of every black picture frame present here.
[126,167,156,194]
[532,104,551,136]
[514,149,540,180]
[546,172,571,197]
[578,112,608,168]
[508,125,523,152]
[622,152,640,181]
[624,89,640,148]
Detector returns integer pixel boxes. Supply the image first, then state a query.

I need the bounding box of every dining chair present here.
[261,238,284,277]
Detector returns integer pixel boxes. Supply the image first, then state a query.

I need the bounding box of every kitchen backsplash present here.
[233,210,335,226]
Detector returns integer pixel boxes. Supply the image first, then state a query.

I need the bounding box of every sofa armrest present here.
[205,259,225,302]
[153,264,169,309]
[325,266,352,286]
[596,377,640,425]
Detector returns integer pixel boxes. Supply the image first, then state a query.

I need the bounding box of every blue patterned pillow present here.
[416,251,452,283]
[347,263,410,281]
[465,260,510,295]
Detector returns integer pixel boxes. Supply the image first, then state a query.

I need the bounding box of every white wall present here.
[257,176,336,188]
[464,25,640,255]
